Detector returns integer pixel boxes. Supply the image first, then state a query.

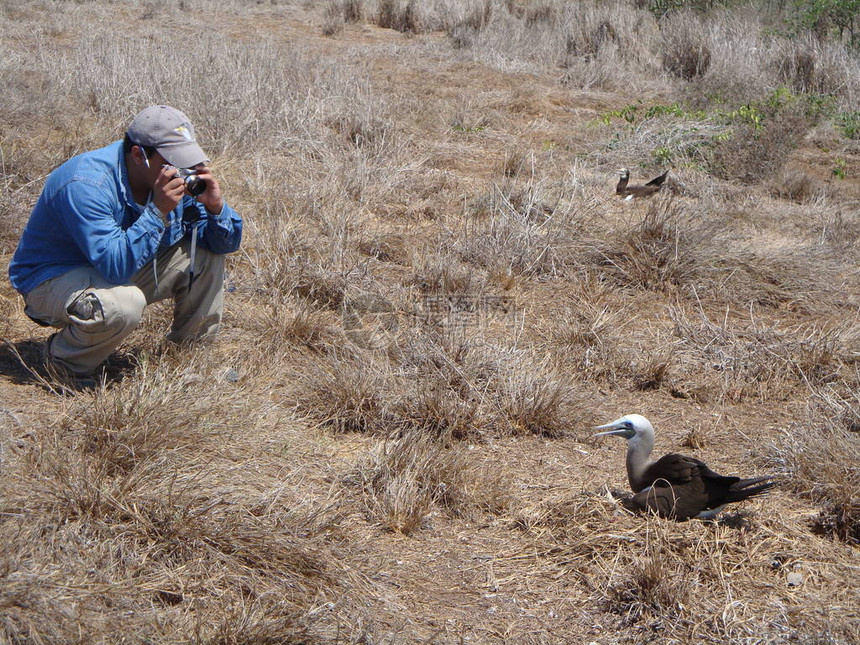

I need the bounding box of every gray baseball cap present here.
[126,105,209,168]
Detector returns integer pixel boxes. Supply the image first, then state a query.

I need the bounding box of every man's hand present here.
[191,166,224,215]
[152,165,186,221]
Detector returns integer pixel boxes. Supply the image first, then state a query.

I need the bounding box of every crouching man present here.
[8,105,243,382]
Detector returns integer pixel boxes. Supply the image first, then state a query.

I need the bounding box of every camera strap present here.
[153,256,159,294]
[188,226,197,291]
[142,194,161,296]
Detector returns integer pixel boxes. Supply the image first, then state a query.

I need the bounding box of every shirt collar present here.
[116,140,140,210]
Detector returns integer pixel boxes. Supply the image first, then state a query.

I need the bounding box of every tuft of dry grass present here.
[495,354,571,437]
[813,499,860,545]
[773,36,819,94]
[392,369,482,441]
[817,208,860,251]
[352,426,509,534]
[322,2,347,37]
[547,275,633,384]
[296,351,391,434]
[596,197,703,293]
[607,549,691,625]
[681,421,707,450]
[376,0,423,34]
[456,177,583,278]
[322,0,367,36]
[243,296,339,355]
[388,331,497,436]
[660,11,712,81]
[294,262,349,310]
[669,305,850,402]
[767,390,860,545]
[709,111,812,184]
[410,248,478,295]
[767,166,822,203]
[357,232,409,264]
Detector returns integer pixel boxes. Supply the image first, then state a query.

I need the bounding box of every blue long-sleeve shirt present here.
[8,140,242,295]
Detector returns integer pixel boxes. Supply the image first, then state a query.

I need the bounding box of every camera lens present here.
[184,175,207,197]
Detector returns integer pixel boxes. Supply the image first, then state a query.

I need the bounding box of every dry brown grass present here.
[667,305,852,403]
[455,176,585,278]
[660,11,712,81]
[709,110,813,184]
[2,0,860,643]
[495,354,571,437]
[0,350,359,643]
[767,390,860,545]
[766,166,822,203]
[352,425,510,534]
[596,197,705,293]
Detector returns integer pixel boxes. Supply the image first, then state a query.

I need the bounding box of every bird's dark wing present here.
[696,463,750,508]
[627,452,776,521]
[641,453,702,488]
[625,478,709,521]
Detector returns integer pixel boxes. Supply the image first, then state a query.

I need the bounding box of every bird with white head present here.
[616,168,669,200]
[594,414,776,520]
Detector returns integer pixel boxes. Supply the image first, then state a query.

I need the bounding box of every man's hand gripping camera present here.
[172,167,207,197]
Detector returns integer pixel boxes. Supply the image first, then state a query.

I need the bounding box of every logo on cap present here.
[174,126,193,141]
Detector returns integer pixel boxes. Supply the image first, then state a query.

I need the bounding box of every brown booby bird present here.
[616,168,669,200]
[594,414,776,520]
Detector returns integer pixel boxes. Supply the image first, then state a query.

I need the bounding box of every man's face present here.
[135,147,167,186]
[150,151,170,178]
[134,146,207,194]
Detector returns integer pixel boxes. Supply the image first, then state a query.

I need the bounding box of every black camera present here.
[174,167,207,197]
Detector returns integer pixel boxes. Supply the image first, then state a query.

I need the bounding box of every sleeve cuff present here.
[206,203,225,218]
[144,202,168,228]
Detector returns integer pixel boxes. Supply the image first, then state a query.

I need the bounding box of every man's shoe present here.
[41,334,98,391]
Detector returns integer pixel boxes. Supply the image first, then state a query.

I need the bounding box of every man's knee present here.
[197,246,225,277]
[80,285,147,332]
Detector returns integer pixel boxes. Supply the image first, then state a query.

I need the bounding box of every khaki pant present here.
[23,238,225,374]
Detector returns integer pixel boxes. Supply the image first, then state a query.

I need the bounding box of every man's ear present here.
[132,145,151,169]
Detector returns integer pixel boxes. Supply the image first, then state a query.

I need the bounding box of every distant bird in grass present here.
[594,414,776,521]
[616,168,669,199]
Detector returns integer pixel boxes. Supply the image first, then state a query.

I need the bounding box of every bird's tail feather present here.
[645,170,669,186]
[725,477,777,503]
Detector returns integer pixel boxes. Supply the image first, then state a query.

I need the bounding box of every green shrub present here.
[788,0,860,49]
[836,111,860,139]
[709,110,810,183]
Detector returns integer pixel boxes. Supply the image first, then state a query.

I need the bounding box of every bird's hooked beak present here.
[593,420,635,439]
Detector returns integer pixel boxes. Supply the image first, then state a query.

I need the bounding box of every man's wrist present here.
[147,202,170,225]
[204,200,224,216]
